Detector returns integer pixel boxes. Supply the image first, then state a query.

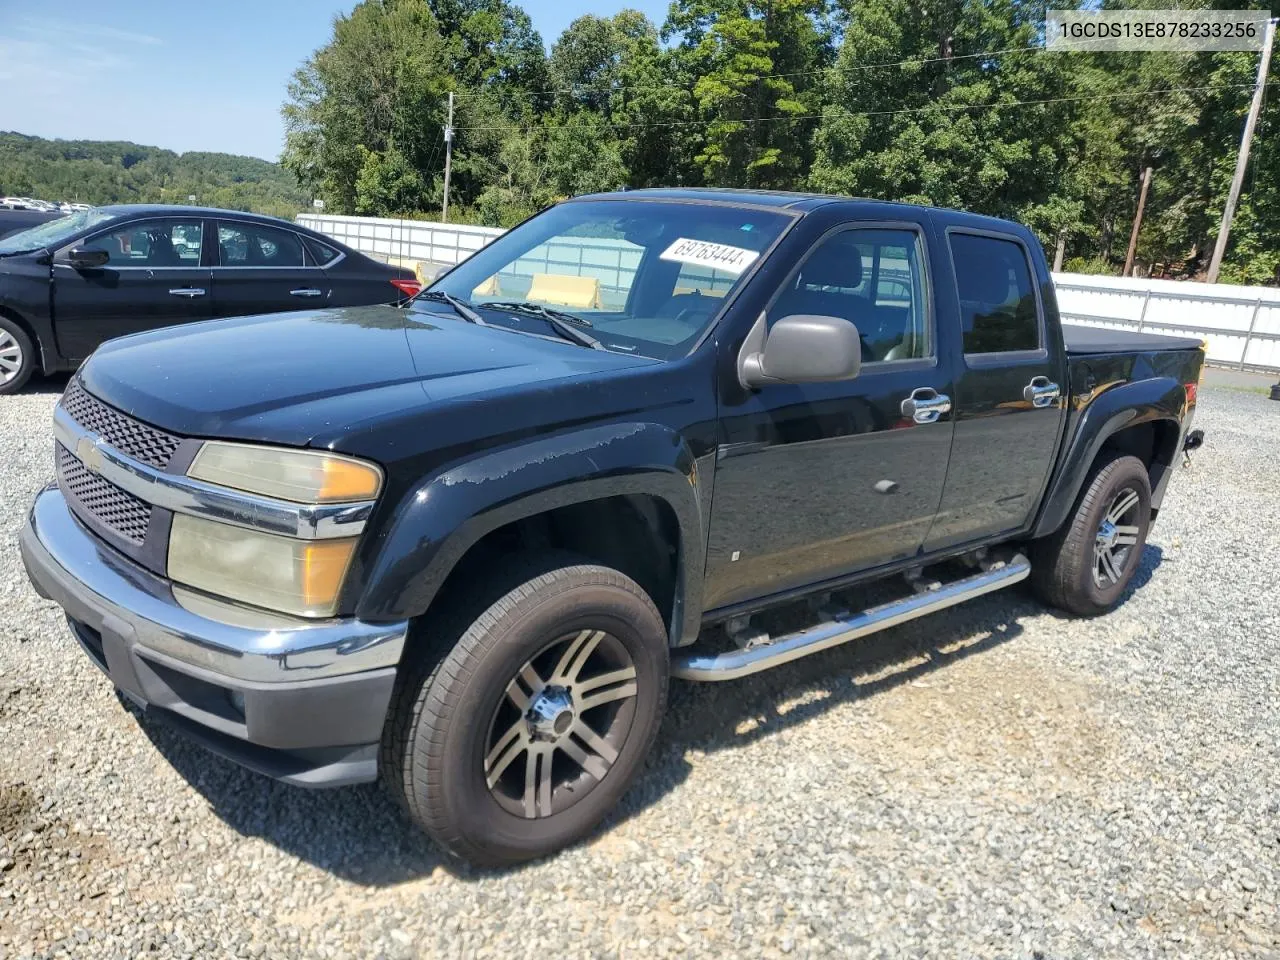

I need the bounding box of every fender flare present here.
[1032,376,1187,539]
[354,421,707,645]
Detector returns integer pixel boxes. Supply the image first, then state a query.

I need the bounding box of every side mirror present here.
[62,247,110,269]
[738,313,862,389]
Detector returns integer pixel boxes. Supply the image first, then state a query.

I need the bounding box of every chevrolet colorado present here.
[21,189,1205,866]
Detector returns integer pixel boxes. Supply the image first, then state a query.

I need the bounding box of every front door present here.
[923,228,1067,550]
[52,217,211,360]
[704,217,956,612]
[211,220,328,318]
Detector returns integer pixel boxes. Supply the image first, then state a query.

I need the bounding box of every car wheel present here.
[1031,453,1152,616]
[382,557,669,866]
[0,317,35,395]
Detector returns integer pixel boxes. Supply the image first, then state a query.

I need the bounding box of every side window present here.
[82,220,203,267]
[949,233,1040,354]
[216,222,305,267]
[303,236,340,266]
[769,227,931,362]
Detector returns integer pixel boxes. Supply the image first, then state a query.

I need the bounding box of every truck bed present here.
[1062,323,1204,355]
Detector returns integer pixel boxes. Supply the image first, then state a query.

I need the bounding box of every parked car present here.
[21,189,1204,866]
[0,205,419,393]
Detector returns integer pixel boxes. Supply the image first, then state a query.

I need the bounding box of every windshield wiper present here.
[415,289,486,325]
[481,301,594,328]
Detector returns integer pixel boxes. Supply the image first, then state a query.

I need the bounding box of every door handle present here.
[290,288,324,298]
[168,288,206,298]
[900,387,952,424]
[1023,376,1061,408]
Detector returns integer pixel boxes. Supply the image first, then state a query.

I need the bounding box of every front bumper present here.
[20,486,409,787]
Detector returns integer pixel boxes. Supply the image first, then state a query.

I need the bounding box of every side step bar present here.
[672,554,1031,682]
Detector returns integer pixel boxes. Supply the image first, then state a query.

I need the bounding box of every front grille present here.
[57,443,151,545]
[60,378,181,470]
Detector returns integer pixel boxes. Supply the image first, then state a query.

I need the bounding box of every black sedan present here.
[0,205,419,393]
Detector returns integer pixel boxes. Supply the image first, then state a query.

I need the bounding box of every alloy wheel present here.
[1094,488,1141,586]
[0,331,22,385]
[483,628,638,820]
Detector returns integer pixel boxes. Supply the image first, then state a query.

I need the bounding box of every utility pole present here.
[1207,18,1275,284]
[1123,166,1153,277]
[442,92,455,224]
[1052,231,1066,272]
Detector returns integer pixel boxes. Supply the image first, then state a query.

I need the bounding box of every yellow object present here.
[527,273,602,309]
[472,274,500,297]
[188,443,382,504]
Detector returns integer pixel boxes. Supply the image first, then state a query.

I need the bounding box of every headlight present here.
[188,442,382,503]
[168,514,358,618]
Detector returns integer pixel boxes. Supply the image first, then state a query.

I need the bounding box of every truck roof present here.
[573,188,1035,235]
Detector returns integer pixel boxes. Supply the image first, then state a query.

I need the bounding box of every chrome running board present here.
[672,554,1031,682]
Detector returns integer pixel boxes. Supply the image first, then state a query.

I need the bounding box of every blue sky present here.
[0,0,670,162]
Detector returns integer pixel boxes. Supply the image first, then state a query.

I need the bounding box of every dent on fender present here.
[353,421,707,638]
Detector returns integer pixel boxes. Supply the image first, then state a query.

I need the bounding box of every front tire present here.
[382,560,669,866]
[0,317,35,395]
[1031,453,1152,616]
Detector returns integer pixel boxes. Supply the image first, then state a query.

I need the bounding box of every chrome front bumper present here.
[20,486,409,787]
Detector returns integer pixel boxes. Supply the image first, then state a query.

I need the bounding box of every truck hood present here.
[79,305,658,447]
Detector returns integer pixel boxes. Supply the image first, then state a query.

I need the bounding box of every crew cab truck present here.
[20,189,1205,866]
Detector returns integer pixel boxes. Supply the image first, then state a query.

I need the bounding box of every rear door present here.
[704,211,956,611]
[303,236,402,307]
[923,227,1068,551]
[51,217,211,359]
[210,220,329,318]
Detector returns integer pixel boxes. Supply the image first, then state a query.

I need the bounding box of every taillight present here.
[1184,382,1198,406]
[390,279,421,298]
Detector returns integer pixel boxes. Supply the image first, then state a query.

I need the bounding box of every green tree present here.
[666,0,834,187]
[282,0,451,214]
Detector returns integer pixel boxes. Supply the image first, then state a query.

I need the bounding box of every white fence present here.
[299,214,1280,372]
[297,213,503,266]
[1052,273,1280,372]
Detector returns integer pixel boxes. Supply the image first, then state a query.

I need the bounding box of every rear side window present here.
[304,237,340,265]
[217,222,305,267]
[949,233,1040,354]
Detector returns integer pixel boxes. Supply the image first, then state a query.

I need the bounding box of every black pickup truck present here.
[21,189,1204,866]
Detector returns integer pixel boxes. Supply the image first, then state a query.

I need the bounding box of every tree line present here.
[0,133,309,220]
[282,0,1279,284]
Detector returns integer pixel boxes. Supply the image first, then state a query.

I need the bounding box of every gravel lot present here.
[1,378,1277,959]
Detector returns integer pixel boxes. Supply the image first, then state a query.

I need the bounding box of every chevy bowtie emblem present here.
[76,436,105,475]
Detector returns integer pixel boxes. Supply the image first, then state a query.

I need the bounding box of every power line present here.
[451,44,1045,103]
[450,30,1270,105]
[453,82,1260,136]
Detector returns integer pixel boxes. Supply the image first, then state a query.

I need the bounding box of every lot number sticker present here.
[659,238,759,275]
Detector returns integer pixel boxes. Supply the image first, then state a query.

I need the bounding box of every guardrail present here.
[298,214,1280,373]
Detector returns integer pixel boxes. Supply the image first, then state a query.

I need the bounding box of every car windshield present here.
[419,199,794,360]
[0,209,115,255]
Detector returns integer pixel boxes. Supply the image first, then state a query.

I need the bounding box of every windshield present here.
[420,199,793,359]
[0,209,115,255]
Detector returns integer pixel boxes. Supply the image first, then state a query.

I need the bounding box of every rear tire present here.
[0,316,35,395]
[1031,453,1152,616]
[381,558,669,866]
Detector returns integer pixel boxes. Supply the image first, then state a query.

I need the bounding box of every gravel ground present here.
[1,379,1277,959]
